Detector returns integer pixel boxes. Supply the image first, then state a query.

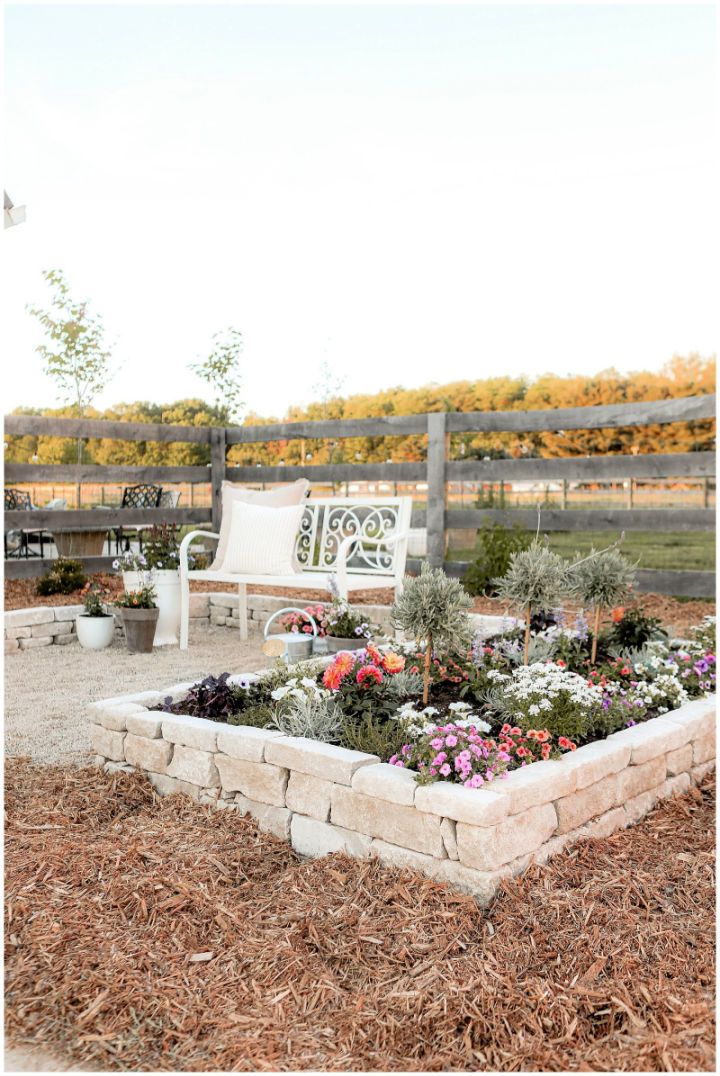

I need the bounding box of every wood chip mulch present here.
[4,759,715,1072]
[4,575,714,635]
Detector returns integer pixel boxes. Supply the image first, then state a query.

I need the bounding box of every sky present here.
[2,1,716,419]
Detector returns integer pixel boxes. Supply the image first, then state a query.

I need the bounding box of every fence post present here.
[426,412,447,569]
[210,427,227,534]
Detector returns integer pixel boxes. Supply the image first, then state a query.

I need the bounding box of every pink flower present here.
[445,735,458,747]
[430,737,444,750]
[439,763,451,776]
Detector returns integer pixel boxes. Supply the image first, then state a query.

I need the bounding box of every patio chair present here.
[4,488,51,558]
[113,484,163,553]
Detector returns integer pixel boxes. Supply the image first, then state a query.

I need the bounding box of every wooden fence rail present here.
[4,393,716,594]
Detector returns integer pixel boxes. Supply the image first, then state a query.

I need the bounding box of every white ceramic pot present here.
[76,613,115,651]
[122,568,180,646]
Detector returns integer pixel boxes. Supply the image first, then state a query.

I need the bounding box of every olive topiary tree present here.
[493,539,570,664]
[391,564,474,704]
[570,545,636,664]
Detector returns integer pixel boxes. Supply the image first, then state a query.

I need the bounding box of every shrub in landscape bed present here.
[493,539,569,664]
[463,522,532,596]
[605,605,667,652]
[35,557,86,596]
[570,543,636,664]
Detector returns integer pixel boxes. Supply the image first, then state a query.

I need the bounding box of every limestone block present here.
[55,634,77,646]
[369,838,438,876]
[265,737,378,785]
[91,690,165,709]
[440,817,459,860]
[167,745,219,788]
[692,730,716,765]
[103,761,134,774]
[666,743,693,777]
[126,713,164,738]
[210,593,238,608]
[663,697,716,742]
[291,815,372,859]
[92,702,148,732]
[5,625,31,639]
[582,806,627,840]
[456,803,557,872]
[148,771,200,800]
[351,763,417,806]
[233,794,292,840]
[664,772,691,799]
[5,607,54,627]
[491,760,577,814]
[53,604,85,621]
[215,755,287,807]
[554,774,618,834]
[216,725,282,763]
[690,761,716,785]
[559,739,630,790]
[31,620,73,637]
[435,860,506,905]
[4,639,19,653]
[124,733,173,773]
[210,613,227,626]
[19,636,52,649]
[608,719,686,765]
[414,782,509,827]
[161,714,219,752]
[89,724,125,762]
[189,593,210,617]
[624,785,663,826]
[157,680,200,702]
[286,771,334,822]
[331,785,445,857]
[617,755,667,801]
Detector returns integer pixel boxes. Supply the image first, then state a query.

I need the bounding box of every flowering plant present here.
[487,662,604,741]
[113,550,148,573]
[114,584,157,609]
[279,604,329,637]
[142,524,181,570]
[389,718,578,787]
[81,582,112,617]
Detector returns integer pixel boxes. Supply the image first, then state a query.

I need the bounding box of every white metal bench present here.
[179,496,412,648]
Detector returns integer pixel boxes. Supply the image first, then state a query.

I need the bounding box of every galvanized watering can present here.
[263,607,319,663]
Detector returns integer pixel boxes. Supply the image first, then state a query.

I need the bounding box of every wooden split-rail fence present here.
[3,393,716,596]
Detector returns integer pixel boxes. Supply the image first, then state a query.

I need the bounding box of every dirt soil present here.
[4,575,714,635]
[4,760,715,1072]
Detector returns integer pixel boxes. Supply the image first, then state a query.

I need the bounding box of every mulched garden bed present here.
[5,759,715,1072]
[4,574,714,634]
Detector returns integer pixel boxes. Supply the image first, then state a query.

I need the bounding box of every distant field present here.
[447,530,716,573]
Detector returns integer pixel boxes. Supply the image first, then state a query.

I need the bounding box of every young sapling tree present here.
[391,564,473,704]
[493,539,570,664]
[570,544,636,664]
[189,327,244,424]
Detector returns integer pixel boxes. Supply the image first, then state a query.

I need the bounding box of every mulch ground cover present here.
[5,575,714,635]
[5,759,715,1072]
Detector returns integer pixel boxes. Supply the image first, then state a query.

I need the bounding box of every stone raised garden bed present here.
[88,677,716,905]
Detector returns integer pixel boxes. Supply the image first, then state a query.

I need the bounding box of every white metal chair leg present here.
[238,582,248,641]
[179,571,190,650]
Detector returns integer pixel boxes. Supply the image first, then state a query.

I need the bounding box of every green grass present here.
[447,530,716,573]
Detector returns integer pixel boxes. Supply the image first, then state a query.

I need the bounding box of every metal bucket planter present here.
[263,608,318,663]
[120,607,160,654]
[326,636,367,654]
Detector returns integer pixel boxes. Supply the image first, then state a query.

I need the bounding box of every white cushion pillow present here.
[211,479,309,570]
[222,501,305,575]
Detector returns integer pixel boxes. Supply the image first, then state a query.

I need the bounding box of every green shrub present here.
[35,558,86,596]
[463,523,532,596]
[339,712,406,760]
[606,607,667,651]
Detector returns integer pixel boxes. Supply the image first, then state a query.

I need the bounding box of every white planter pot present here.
[76,614,115,651]
[122,569,180,646]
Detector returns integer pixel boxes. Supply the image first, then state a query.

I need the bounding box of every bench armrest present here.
[180,529,220,576]
[335,530,409,595]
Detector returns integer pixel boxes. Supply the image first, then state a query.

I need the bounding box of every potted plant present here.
[76,583,115,650]
[114,584,159,654]
[279,604,331,655]
[114,524,183,646]
[324,586,374,653]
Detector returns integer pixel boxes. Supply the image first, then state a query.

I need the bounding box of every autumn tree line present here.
[5,355,715,471]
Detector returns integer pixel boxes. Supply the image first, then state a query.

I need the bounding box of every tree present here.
[570,544,636,664]
[27,269,114,503]
[391,564,474,704]
[189,327,244,424]
[494,539,570,664]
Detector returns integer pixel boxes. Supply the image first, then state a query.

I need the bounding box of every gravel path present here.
[4,627,267,766]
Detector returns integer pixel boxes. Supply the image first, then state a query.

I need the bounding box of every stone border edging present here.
[87,675,717,904]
